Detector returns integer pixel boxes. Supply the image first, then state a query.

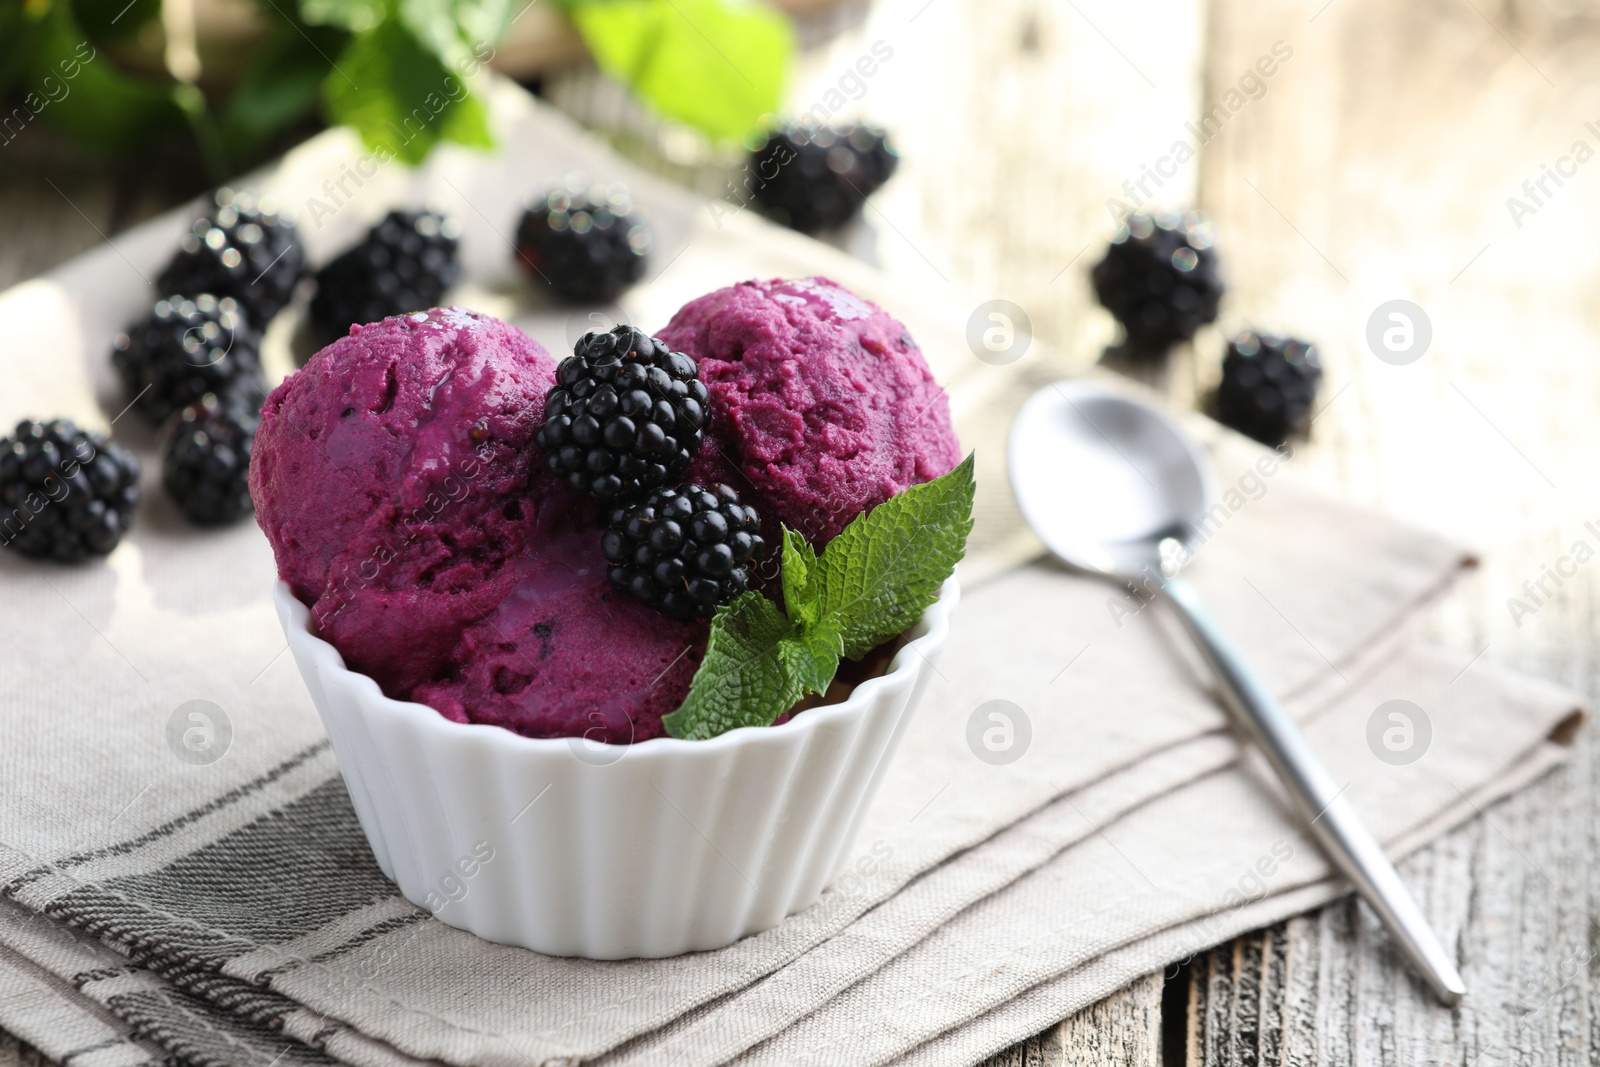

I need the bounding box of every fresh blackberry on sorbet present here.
[535,326,707,502]
[156,188,304,326]
[1214,332,1322,446]
[310,209,463,339]
[1091,211,1224,354]
[0,419,140,562]
[749,124,899,234]
[161,394,258,525]
[515,181,650,303]
[603,484,766,620]
[112,294,264,426]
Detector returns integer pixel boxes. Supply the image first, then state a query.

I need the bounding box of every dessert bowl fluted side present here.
[274,578,958,959]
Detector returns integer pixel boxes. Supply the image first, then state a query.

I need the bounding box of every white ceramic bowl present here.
[274,578,958,959]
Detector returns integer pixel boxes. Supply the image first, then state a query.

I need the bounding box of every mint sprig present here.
[662,453,975,741]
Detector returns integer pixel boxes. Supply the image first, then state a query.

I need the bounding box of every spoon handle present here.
[1160,575,1467,1006]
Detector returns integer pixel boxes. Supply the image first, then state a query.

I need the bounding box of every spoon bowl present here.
[1009,381,1214,580]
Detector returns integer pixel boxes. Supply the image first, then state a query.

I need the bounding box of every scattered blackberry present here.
[112,294,265,426]
[748,124,899,234]
[535,326,707,502]
[515,181,650,303]
[156,188,305,326]
[1214,332,1322,446]
[309,210,463,339]
[602,484,767,620]
[161,395,258,525]
[1091,212,1224,354]
[0,419,140,562]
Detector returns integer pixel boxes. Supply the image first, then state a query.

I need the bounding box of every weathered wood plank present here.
[980,974,1165,1067]
[0,1034,48,1067]
[1184,749,1596,1067]
[0,129,189,291]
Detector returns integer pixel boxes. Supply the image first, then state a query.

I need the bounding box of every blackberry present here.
[112,294,265,426]
[1091,212,1224,353]
[749,124,899,234]
[161,394,258,525]
[157,188,305,326]
[0,419,140,562]
[1214,332,1322,446]
[309,210,463,339]
[602,484,766,620]
[515,181,650,303]
[535,326,707,503]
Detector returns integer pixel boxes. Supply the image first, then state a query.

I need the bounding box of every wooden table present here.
[4,0,1598,1061]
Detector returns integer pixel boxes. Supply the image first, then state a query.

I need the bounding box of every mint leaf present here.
[817,452,975,659]
[781,528,821,630]
[664,455,975,740]
[778,629,841,696]
[322,21,492,165]
[568,0,793,143]
[660,592,807,741]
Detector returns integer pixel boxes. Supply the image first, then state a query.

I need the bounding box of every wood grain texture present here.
[1183,747,1597,1067]
[980,975,1164,1067]
[0,1035,47,1067]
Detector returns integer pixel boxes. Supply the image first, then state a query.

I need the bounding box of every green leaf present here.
[569,0,792,142]
[21,0,187,155]
[398,0,514,70]
[661,591,807,741]
[664,455,975,740]
[778,631,842,696]
[68,0,160,43]
[220,22,346,160]
[0,2,45,99]
[780,527,821,629]
[450,0,519,50]
[443,88,493,146]
[398,0,472,69]
[300,0,388,33]
[816,452,976,660]
[321,20,492,165]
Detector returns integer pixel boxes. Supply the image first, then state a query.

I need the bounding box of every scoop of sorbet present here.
[250,307,704,741]
[659,276,961,546]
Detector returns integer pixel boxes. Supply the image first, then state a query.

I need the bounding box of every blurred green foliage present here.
[0,0,790,175]
[4,0,190,157]
[0,0,505,172]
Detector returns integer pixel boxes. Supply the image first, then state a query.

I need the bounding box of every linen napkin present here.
[0,81,1583,1067]
[0,647,1575,1067]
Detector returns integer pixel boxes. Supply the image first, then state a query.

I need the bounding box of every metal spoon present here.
[1009,380,1466,1006]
